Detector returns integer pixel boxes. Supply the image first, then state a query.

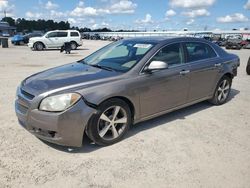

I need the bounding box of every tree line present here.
[2,17,70,32]
[1,17,138,33]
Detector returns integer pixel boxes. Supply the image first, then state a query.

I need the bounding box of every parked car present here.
[213,38,227,47]
[15,37,240,147]
[110,36,123,41]
[2,32,10,37]
[90,33,101,40]
[11,33,43,45]
[225,38,243,50]
[81,33,90,39]
[241,39,250,49]
[28,30,82,51]
[243,43,250,49]
[11,35,24,45]
[23,33,43,44]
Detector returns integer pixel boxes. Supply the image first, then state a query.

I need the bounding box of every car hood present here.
[21,62,122,96]
[29,36,43,41]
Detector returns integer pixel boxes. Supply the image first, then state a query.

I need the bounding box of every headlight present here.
[39,93,81,112]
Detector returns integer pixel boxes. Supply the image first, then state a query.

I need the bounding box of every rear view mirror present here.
[145,61,168,72]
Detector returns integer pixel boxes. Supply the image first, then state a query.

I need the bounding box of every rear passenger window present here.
[151,43,184,67]
[57,32,68,37]
[71,32,79,37]
[185,42,217,62]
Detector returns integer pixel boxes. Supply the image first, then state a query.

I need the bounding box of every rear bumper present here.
[78,41,82,47]
[15,93,96,147]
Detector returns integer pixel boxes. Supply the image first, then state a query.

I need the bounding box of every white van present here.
[28,30,82,51]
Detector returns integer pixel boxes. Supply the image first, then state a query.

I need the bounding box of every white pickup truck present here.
[28,30,82,51]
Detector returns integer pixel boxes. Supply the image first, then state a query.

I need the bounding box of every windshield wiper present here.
[77,59,87,64]
[78,60,118,72]
[90,64,116,72]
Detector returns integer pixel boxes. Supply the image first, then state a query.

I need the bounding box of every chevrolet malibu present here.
[15,37,240,147]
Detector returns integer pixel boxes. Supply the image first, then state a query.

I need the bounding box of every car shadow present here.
[41,89,240,153]
[127,89,239,139]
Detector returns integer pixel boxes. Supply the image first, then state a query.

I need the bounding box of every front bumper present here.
[28,42,34,48]
[15,88,96,147]
[11,40,22,44]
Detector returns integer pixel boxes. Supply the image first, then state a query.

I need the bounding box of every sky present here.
[0,0,250,31]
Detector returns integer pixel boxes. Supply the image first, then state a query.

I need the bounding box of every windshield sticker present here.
[133,44,152,49]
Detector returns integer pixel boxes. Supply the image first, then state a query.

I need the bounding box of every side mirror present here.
[145,61,168,73]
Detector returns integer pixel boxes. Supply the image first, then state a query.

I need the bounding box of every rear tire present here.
[209,76,232,105]
[70,41,77,50]
[86,98,131,146]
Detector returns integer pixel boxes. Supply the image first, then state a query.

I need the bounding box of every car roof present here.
[124,36,210,44]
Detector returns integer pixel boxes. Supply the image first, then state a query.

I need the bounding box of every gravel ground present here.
[0,40,250,188]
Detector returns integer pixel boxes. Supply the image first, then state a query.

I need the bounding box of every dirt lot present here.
[0,40,250,188]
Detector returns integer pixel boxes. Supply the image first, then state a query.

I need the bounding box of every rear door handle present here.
[215,63,222,67]
[180,70,190,75]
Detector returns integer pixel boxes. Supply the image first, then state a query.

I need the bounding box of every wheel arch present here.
[34,41,46,48]
[210,71,234,100]
[97,96,136,122]
[70,40,78,45]
[223,72,234,80]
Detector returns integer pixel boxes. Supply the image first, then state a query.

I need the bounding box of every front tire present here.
[209,76,232,105]
[86,99,131,146]
[34,42,44,51]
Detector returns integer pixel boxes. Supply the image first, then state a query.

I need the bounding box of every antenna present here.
[4,10,7,18]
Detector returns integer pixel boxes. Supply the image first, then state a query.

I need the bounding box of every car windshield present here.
[81,40,155,72]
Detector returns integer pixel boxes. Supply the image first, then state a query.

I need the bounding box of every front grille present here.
[20,89,35,100]
[16,103,29,114]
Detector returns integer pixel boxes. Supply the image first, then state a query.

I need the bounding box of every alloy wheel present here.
[217,79,230,102]
[70,42,77,50]
[36,43,43,51]
[98,106,128,141]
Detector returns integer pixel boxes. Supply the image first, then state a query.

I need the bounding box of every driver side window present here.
[151,43,184,67]
[47,32,57,38]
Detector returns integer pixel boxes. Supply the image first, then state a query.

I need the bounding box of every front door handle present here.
[215,63,222,67]
[180,70,190,75]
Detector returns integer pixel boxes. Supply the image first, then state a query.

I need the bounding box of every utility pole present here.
[4,10,7,18]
